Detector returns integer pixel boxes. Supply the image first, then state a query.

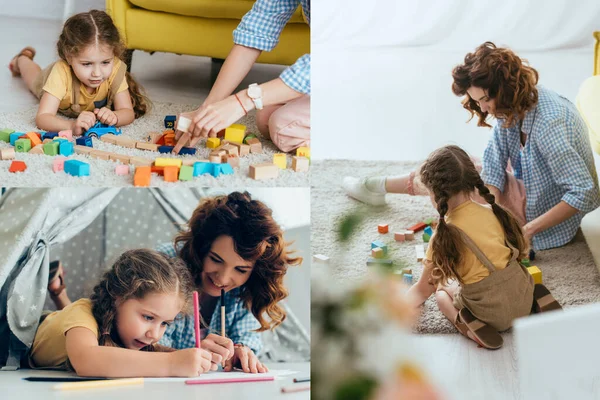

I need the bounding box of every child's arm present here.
[36,92,97,135]
[406,260,437,308]
[94,90,134,127]
[65,327,213,377]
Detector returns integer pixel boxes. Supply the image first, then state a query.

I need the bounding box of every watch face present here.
[248,86,261,98]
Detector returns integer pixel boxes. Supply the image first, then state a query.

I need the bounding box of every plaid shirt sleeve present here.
[482,123,510,192]
[537,119,599,213]
[280,53,310,94]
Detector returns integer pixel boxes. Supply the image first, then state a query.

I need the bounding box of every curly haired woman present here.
[343,42,600,251]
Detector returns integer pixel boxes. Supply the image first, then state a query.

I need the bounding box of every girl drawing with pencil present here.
[406,145,561,349]
[31,249,215,377]
[156,191,303,373]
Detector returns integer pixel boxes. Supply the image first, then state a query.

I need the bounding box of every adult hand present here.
[201,333,234,367]
[72,111,97,136]
[94,107,118,126]
[522,223,534,243]
[174,95,247,148]
[168,348,215,377]
[223,344,268,373]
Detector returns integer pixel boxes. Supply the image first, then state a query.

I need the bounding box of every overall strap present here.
[106,61,127,110]
[69,68,81,115]
[455,227,498,274]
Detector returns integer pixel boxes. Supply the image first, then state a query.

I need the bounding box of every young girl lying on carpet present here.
[406,145,561,349]
[9,10,148,136]
[30,249,215,377]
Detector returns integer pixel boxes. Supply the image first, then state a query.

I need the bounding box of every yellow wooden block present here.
[224,124,246,143]
[155,158,183,168]
[527,266,542,284]
[273,153,287,169]
[372,247,384,259]
[296,146,310,159]
[206,137,220,148]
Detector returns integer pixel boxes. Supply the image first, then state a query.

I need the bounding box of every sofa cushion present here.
[129,0,305,23]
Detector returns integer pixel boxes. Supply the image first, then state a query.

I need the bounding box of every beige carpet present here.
[311,160,600,334]
[0,102,309,187]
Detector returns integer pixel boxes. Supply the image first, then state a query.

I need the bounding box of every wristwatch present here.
[247,83,264,110]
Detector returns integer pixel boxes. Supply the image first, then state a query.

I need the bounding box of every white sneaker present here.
[342,177,387,206]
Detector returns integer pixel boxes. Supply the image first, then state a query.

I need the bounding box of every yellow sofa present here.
[576,31,600,155]
[106,0,310,71]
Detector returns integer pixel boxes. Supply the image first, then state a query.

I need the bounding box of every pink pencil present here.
[193,291,200,348]
[185,375,275,385]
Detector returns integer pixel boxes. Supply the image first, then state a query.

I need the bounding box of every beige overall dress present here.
[453,229,534,332]
[32,61,127,118]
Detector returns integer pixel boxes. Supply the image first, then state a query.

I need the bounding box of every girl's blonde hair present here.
[57,9,150,118]
[90,249,194,350]
[419,145,528,286]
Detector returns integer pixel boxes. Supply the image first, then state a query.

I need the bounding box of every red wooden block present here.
[9,160,27,173]
[151,166,165,176]
[378,224,389,234]
[408,222,427,233]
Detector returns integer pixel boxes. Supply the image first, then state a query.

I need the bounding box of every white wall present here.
[0,0,105,20]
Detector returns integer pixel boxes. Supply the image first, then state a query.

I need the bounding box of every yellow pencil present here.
[53,377,144,391]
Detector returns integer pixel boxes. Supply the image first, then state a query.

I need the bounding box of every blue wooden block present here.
[370,240,387,255]
[158,145,174,153]
[424,226,433,236]
[59,141,74,156]
[9,132,23,146]
[64,160,90,177]
[211,163,222,178]
[76,136,93,147]
[42,132,58,140]
[402,274,413,285]
[164,115,176,129]
[178,147,197,155]
[193,162,212,176]
[217,163,234,175]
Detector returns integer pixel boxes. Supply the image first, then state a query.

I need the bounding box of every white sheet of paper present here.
[144,369,297,383]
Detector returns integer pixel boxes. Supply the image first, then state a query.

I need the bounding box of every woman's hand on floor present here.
[223,344,268,373]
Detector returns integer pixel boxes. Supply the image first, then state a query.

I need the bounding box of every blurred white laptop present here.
[514,303,600,400]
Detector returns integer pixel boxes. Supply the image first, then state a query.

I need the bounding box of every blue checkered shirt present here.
[233,0,310,95]
[482,86,600,250]
[155,243,263,354]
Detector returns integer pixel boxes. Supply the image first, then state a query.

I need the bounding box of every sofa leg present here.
[211,58,225,84]
[123,49,134,73]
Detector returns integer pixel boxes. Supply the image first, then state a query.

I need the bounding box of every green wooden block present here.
[15,138,31,153]
[44,141,60,156]
[178,165,193,181]
[423,217,434,225]
[0,128,14,142]
[422,233,431,242]
[243,133,258,144]
[521,258,531,267]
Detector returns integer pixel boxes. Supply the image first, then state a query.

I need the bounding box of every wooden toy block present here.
[378,224,389,234]
[9,160,26,173]
[176,116,192,132]
[164,135,175,147]
[76,136,93,147]
[249,163,279,180]
[402,268,412,275]
[163,165,178,182]
[172,132,191,154]
[415,245,425,262]
[115,164,129,175]
[296,146,310,159]
[394,232,405,242]
[424,226,433,236]
[225,154,240,168]
[423,218,434,226]
[0,148,16,160]
[291,156,309,172]
[529,249,536,261]
[193,162,213,176]
[74,145,93,155]
[114,136,137,148]
[409,222,427,233]
[0,128,14,142]
[58,130,73,141]
[243,133,257,144]
[372,247,385,259]
[209,154,222,164]
[100,133,118,144]
[216,129,225,138]
[371,240,387,252]
[109,153,131,164]
[151,165,165,175]
[313,254,330,264]
[521,258,531,267]
[42,132,58,141]
[43,138,53,144]
[155,158,182,168]
[527,266,542,284]
[367,258,394,266]
[158,145,175,153]
[402,274,413,285]
[220,144,238,156]
[90,150,111,160]
[9,132,22,146]
[224,124,246,143]
[206,137,220,148]
[178,147,197,155]
[404,230,415,240]
[210,149,227,157]
[25,132,42,146]
[29,145,44,155]
[164,115,176,129]
[212,163,234,177]
[15,138,31,153]
[422,233,431,243]
[229,142,250,156]
[273,153,287,169]
[136,142,159,151]
[147,132,163,144]
[246,138,263,153]
[178,165,194,181]
[129,157,153,167]
[134,166,151,187]
[58,141,74,156]
[52,157,66,173]
[64,160,90,177]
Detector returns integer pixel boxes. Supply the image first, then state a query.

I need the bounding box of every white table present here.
[0,362,310,400]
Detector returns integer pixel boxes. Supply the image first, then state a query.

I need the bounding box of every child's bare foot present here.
[9,46,36,77]
[48,261,71,309]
